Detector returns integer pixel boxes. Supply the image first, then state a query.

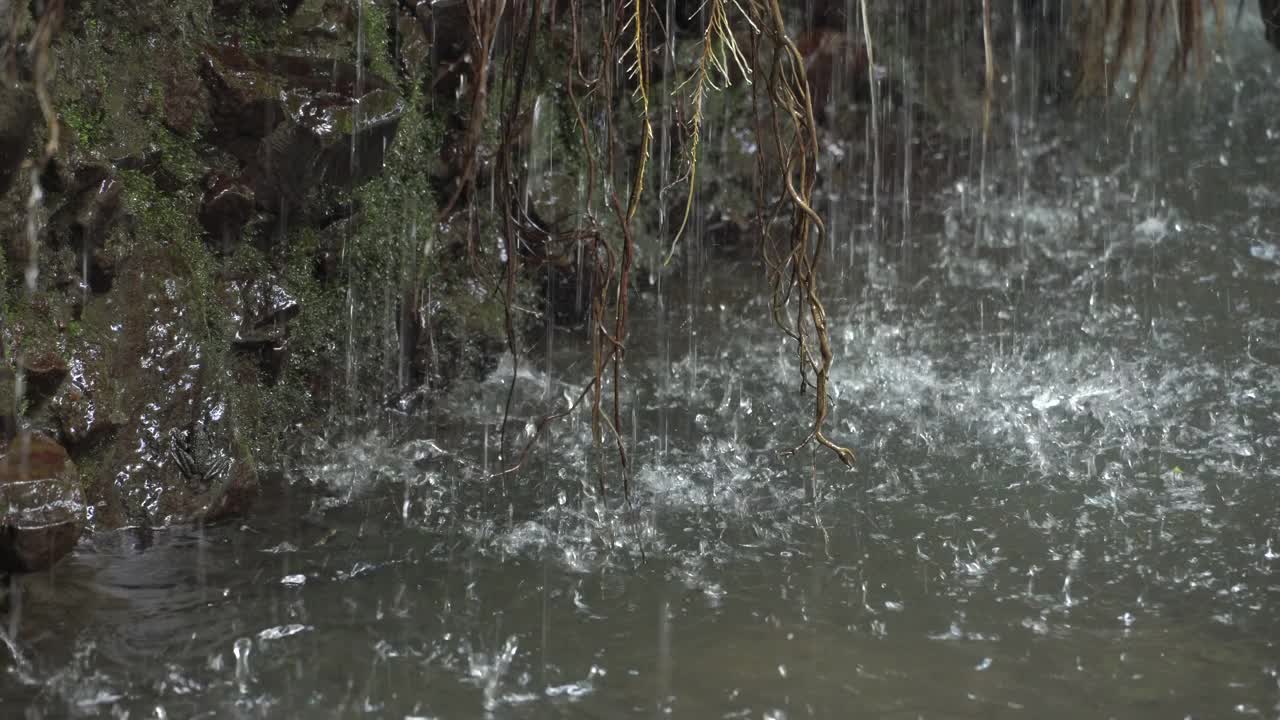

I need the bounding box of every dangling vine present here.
[745,0,856,467]
[664,0,750,266]
[478,0,1231,495]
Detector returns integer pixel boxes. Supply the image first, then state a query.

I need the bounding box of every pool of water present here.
[7,14,1280,720]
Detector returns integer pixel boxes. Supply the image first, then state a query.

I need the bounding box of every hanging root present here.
[747,0,855,468]
[472,0,1234,492]
[442,0,506,228]
[1075,0,1225,100]
[623,0,654,222]
[981,0,994,134]
[10,0,65,167]
[664,0,751,266]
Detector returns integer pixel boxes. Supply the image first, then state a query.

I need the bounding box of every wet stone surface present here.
[0,82,37,197]
[77,251,259,527]
[200,44,405,215]
[0,0,529,543]
[0,434,84,572]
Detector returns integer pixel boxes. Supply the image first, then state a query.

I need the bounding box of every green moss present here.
[282,236,340,373]
[117,169,227,345]
[227,358,309,459]
[25,0,529,471]
[5,296,65,360]
[224,5,285,52]
[360,0,395,82]
[60,100,110,150]
[117,170,192,243]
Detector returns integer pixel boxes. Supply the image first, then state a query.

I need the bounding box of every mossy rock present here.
[59,242,257,528]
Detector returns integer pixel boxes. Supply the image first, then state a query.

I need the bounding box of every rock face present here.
[66,248,260,527]
[1265,0,1280,52]
[47,163,124,292]
[0,0,518,546]
[0,435,85,572]
[199,43,406,241]
[0,83,37,197]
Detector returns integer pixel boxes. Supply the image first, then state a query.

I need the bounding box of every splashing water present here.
[4,6,1280,720]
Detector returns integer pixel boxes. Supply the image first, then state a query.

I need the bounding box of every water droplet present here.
[232,637,253,694]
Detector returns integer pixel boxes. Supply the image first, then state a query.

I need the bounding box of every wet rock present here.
[162,62,211,137]
[212,0,305,20]
[1264,0,1280,52]
[50,375,126,456]
[14,220,264,531]
[21,352,69,408]
[0,82,37,197]
[70,249,259,527]
[394,7,431,82]
[37,343,126,462]
[0,434,85,572]
[200,44,405,218]
[285,0,360,56]
[199,173,257,252]
[415,0,468,69]
[228,274,299,383]
[47,164,124,293]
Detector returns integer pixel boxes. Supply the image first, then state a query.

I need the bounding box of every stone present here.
[21,352,69,408]
[212,0,305,20]
[0,434,85,572]
[1264,0,1280,52]
[162,62,211,137]
[199,43,405,217]
[199,173,257,252]
[66,248,260,528]
[0,81,37,197]
[413,0,468,68]
[394,8,430,82]
[47,163,124,293]
[227,274,300,383]
[284,0,359,57]
[52,386,126,456]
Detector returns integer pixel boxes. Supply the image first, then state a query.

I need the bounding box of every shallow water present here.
[8,16,1280,720]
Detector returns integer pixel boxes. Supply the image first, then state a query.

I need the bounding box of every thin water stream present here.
[6,11,1280,720]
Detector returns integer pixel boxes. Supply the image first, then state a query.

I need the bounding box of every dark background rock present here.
[213,0,306,21]
[21,353,69,409]
[162,63,212,137]
[200,44,405,218]
[200,173,257,252]
[47,163,124,293]
[1264,0,1280,51]
[0,0,532,539]
[227,273,299,383]
[0,83,37,197]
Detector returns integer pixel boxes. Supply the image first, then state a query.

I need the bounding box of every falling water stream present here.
[6,8,1280,720]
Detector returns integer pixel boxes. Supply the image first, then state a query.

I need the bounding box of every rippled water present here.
[8,17,1280,720]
